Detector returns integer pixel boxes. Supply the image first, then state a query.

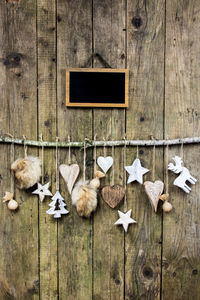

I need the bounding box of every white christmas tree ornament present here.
[46,191,69,218]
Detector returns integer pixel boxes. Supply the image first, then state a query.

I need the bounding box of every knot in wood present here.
[132,16,142,28]
[143,266,153,279]
[3,53,23,68]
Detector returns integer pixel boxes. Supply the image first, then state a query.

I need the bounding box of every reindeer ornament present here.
[168,156,197,193]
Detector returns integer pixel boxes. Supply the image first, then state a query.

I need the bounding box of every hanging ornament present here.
[46,191,69,218]
[114,209,136,232]
[144,141,164,212]
[168,156,197,193]
[159,193,173,212]
[59,136,80,194]
[32,135,52,202]
[144,180,164,212]
[11,137,41,189]
[33,182,52,202]
[101,144,125,208]
[46,137,69,218]
[114,137,137,231]
[97,156,113,174]
[3,192,18,211]
[71,139,105,217]
[125,158,149,184]
[97,138,113,174]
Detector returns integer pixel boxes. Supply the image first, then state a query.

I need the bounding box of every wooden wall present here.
[0,0,200,299]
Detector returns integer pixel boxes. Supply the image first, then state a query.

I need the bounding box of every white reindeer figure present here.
[168,156,197,193]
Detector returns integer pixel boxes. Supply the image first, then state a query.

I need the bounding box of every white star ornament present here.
[114,209,136,232]
[32,182,53,202]
[125,158,149,184]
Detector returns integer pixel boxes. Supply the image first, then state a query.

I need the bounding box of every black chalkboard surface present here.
[66,68,129,107]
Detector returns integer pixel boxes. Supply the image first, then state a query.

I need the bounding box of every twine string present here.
[123,135,127,212]
[103,137,106,157]
[83,139,86,184]
[112,144,114,186]
[40,134,44,184]
[165,140,169,194]
[152,138,156,182]
[136,144,139,158]
[180,138,184,158]
[56,137,59,191]
[23,135,28,158]
[68,135,71,165]
[10,138,15,194]
[93,134,97,174]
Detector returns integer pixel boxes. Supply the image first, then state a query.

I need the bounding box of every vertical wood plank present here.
[0,1,39,299]
[92,1,126,299]
[57,1,93,299]
[163,1,200,298]
[125,1,165,299]
[37,0,57,299]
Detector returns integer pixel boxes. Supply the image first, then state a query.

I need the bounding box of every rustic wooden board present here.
[92,1,126,299]
[57,1,93,299]
[163,1,200,298]
[125,1,165,299]
[37,0,57,299]
[0,0,39,299]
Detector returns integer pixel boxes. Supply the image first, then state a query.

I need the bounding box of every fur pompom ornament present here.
[71,171,105,218]
[11,156,41,189]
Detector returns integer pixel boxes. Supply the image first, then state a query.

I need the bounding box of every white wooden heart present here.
[97,156,113,174]
[144,180,164,213]
[59,164,80,195]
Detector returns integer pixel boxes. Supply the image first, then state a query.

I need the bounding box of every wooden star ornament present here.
[125,158,149,184]
[32,182,53,202]
[114,209,136,232]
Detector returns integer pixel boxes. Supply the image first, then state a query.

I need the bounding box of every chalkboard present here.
[66,68,129,108]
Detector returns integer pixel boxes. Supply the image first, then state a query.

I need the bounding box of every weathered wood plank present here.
[57,1,93,299]
[37,0,57,299]
[92,1,126,299]
[125,1,165,299]
[0,0,39,299]
[163,1,200,298]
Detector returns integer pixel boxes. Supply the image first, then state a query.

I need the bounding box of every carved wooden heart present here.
[144,180,164,212]
[101,184,125,208]
[59,164,80,194]
[97,156,113,174]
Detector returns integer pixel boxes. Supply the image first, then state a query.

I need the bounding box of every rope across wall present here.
[0,136,200,148]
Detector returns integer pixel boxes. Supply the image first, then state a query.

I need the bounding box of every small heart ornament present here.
[59,164,80,194]
[101,184,125,208]
[144,180,164,212]
[97,156,113,174]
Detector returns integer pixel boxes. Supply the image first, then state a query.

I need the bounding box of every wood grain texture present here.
[0,0,39,299]
[163,1,200,299]
[37,0,57,299]
[57,1,93,299]
[93,1,126,299]
[125,1,165,299]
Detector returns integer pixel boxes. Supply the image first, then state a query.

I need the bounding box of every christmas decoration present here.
[97,156,113,174]
[11,156,41,189]
[144,180,164,212]
[168,156,197,193]
[59,164,80,194]
[32,182,52,202]
[101,185,125,208]
[71,171,105,218]
[114,209,136,232]
[46,191,69,218]
[159,194,173,212]
[3,192,18,211]
[125,158,149,184]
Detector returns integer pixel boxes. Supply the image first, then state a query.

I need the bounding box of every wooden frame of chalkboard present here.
[66,68,129,108]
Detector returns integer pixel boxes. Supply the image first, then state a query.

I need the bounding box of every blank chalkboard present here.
[66,68,129,107]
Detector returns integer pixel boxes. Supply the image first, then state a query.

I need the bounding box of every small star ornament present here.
[114,209,136,232]
[125,158,149,184]
[32,182,53,202]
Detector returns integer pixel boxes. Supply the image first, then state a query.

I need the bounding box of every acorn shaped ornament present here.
[3,192,18,211]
